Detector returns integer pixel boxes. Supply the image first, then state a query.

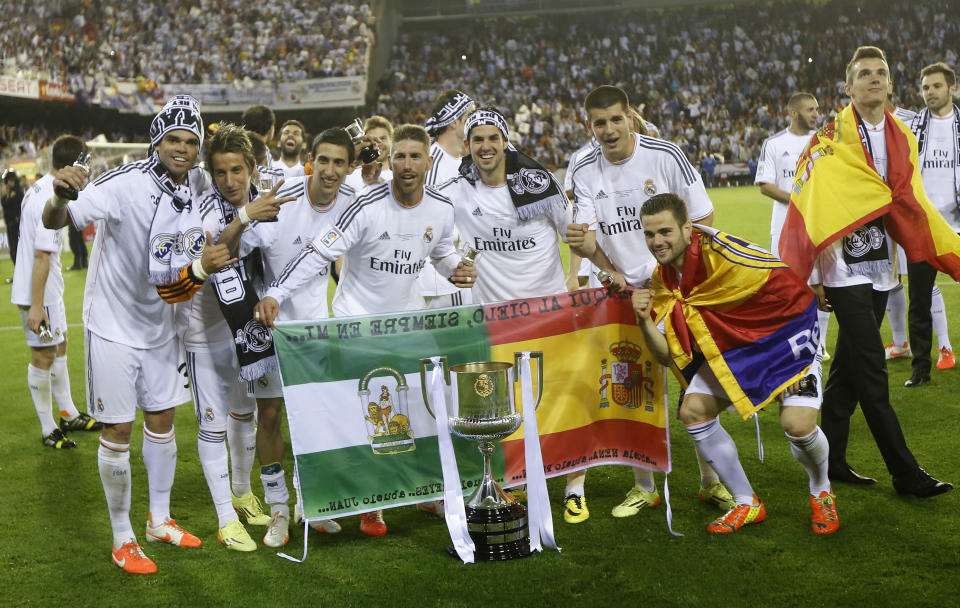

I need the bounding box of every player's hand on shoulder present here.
[254,297,280,328]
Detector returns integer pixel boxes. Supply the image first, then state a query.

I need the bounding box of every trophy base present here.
[446,501,532,561]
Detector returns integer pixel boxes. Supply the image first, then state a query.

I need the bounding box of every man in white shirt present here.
[344,116,394,191]
[255,125,476,536]
[565,85,732,523]
[900,62,959,385]
[11,135,101,450]
[756,92,831,356]
[807,46,951,497]
[271,120,307,179]
[249,128,360,546]
[419,89,475,309]
[437,106,570,304]
[43,96,238,574]
[186,123,297,552]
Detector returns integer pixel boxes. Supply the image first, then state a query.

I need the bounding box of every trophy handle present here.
[514,351,543,410]
[418,356,448,418]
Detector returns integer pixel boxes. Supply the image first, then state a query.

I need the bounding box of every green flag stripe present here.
[296,435,506,518]
[274,306,491,386]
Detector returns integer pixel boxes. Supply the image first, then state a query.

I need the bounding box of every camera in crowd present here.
[345,118,380,165]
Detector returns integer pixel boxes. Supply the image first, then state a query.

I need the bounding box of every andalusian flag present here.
[273,290,669,521]
[653,227,819,420]
[779,103,960,281]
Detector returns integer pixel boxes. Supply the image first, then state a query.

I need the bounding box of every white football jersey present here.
[571,134,714,286]
[267,181,459,317]
[271,157,306,180]
[259,176,356,322]
[67,160,203,348]
[438,176,570,303]
[343,165,394,192]
[418,141,464,297]
[918,113,960,231]
[564,140,598,194]
[755,128,814,253]
[11,174,64,306]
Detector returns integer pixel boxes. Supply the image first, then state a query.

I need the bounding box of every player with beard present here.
[756,93,830,358]
[419,89,476,311]
[43,95,237,574]
[255,125,477,536]
[897,62,959,385]
[185,124,298,551]
[565,85,733,523]
[273,120,307,179]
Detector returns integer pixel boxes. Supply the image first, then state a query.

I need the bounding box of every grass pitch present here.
[1,186,958,606]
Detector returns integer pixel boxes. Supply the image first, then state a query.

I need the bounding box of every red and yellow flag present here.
[779,104,960,281]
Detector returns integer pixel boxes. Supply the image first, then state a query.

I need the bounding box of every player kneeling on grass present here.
[632,193,838,535]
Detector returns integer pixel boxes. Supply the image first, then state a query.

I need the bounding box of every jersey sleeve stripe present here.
[570,146,602,178]
[334,184,389,230]
[636,137,697,185]
[91,160,150,186]
[272,246,315,287]
[424,186,453,205]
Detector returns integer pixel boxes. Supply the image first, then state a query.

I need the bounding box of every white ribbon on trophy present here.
[518,351,560,554]
[428,356,475,564]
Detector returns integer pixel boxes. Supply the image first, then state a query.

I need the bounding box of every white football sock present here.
[931,286,951,351]
[50,356,81,420]
[27,364,57,436]
[686,417,754,505]
[143,426,177,524]
[632,466,656,492]
[694,444,719,486]
[564,470,586,497]
[886,283,908,345]
[260,465,289,513]
[786,427,830,496]
[198,430,237,528]
[817,309,831,350]
[98,438,135,548]
[227,410,256,497]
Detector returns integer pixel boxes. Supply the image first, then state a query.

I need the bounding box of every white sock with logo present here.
[886,283,908,345]
[50,355,81,420]
[260,465,289,516]
[198,430,236,528]
[98,438,135,547]
[28,364,57,436]
[227,410,257,497]
[686,417,754,505]
[931,286,952,351]
[787,427,831,496]
[143,426,177,524]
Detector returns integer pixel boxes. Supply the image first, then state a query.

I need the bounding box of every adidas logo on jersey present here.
[596,190,608,199]
[472,207,483,216]
[293,236,302,245]
[782,150,792,157]
[378,231,391,240]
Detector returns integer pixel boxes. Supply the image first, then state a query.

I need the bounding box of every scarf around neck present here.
[457,148,566,220]
[147,153,204,285]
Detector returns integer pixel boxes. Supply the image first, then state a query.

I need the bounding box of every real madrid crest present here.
[423,226,434,243]
[643,179,657,196]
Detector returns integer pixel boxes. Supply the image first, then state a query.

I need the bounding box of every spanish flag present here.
[271,291,669,519]
[779,103,960,281]
[653,227,819,420]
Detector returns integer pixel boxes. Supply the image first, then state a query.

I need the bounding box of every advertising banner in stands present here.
[0,76,39,100]
[275,76,365,109]
[39,80,76,102]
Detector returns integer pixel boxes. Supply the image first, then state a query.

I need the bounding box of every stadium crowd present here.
[1,0,374,84]
[375,0,959,171]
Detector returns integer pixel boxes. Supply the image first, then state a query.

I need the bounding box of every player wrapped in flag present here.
[652,225,820,419]
[778,102,960,281]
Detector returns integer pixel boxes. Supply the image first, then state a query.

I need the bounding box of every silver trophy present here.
[419,352,542,560]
